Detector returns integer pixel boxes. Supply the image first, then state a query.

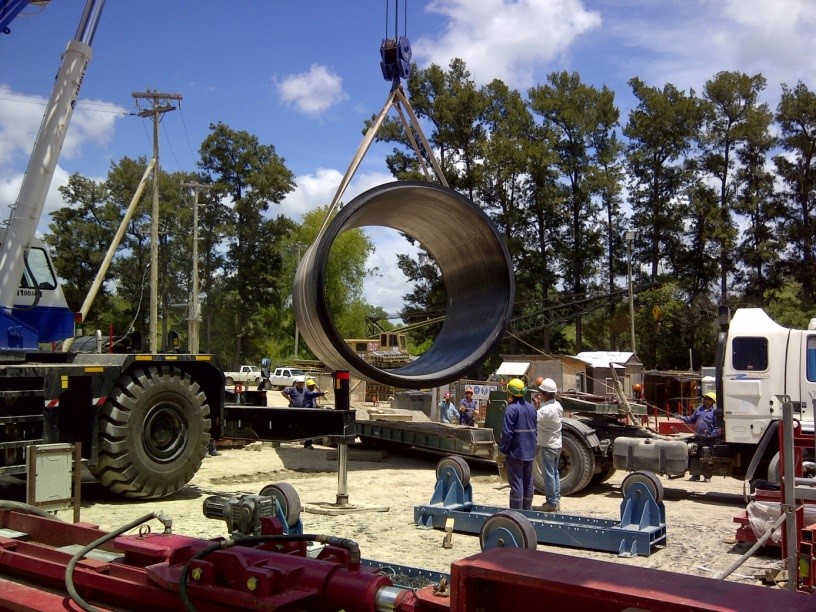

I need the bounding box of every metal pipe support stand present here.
[307,435,389,516]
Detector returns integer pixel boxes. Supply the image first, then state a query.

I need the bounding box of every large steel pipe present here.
[293,181,515,389]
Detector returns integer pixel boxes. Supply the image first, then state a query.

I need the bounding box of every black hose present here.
[65,512,172,612]
[0,500,65,520]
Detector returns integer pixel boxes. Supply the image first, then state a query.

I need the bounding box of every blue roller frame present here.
[415,464,667,557]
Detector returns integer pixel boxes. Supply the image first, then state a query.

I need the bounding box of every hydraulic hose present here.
[0,500,65,520]
[65,511,173,612]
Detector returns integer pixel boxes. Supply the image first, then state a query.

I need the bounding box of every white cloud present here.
[606,1,816,102]
[0,86,125,234]
[65,100,125,159]
[279,168,395,221]
[0,86,125,167]
[275,64,348,116]
[364,227,418,318]
[414,0,601,88]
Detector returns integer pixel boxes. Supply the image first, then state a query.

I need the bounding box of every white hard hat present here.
[539,378,557,393]
[295,376,306,383]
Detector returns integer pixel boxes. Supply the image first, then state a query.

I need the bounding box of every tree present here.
[635,282,717,370]
[198,122,295,367]
[587,93,625,348]
[623,78,702,281]
[700,71,768,303]
[46,173,117,324]
[774,81,816,305]
[732,103,780,303]
[289,208,374,342]
[528,71,612,351]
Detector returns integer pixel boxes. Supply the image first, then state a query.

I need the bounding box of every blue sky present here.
[1,0,815,316]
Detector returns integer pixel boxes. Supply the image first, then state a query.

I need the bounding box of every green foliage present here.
[700,71,769,302]
[198,122,296,367]
[774,82,816,303]
[764,282,814,329]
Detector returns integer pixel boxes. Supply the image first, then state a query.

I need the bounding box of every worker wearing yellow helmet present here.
[674,390,720,482]
[499,378,537,510]
[291,376,326,449]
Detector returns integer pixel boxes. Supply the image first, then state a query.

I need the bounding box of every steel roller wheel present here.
[435,455,471,487]
[260,482,302,527]
[621,470,664,503]
[88,366,210,499]
[533,433,595,497]
[479,510,537,550]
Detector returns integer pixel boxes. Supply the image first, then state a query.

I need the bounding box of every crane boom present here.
[0,0,105,317]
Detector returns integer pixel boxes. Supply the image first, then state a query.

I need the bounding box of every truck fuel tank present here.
[613,437,688,477]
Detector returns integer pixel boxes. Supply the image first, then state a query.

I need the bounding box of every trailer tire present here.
[88,365,210,499]
[590,462,616,485]
[533,433,595,497]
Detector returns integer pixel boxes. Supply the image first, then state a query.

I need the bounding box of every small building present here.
[497,354,589,394]
[575,351,643,397]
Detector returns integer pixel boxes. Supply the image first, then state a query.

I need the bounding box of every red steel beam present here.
[450,548,812,611]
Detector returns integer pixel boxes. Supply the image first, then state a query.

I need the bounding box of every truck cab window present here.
[732,337,768,371]
[807,336,816,382]
[23,248,57,290]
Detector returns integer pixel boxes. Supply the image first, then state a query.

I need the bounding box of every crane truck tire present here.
[88,365,210,499]
[533,432,596,497]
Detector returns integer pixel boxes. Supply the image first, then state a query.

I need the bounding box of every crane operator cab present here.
[0,235,74,349]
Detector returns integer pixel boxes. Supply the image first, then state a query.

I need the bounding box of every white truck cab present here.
[721,308,816,444]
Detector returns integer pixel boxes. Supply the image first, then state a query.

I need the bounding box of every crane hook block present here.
[380,36,412,82]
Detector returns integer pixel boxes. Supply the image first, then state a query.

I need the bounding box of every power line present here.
[0,87,129,114]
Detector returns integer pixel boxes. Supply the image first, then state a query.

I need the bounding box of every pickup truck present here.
[269,367,306,389]
[223,365,262,387]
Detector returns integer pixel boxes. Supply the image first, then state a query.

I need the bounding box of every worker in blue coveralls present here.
[676,391,720,482]
[499,378,538,510]
[282,377,318,449]
[458,386,477,425]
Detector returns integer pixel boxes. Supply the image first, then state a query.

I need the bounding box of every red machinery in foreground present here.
[0,503,813,612]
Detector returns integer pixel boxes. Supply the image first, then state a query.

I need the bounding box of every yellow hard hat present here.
[507,378,527,397]
[306,378,316,387]
[703,391,716,402]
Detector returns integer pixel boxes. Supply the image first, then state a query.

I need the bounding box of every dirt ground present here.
[54,411,787,590]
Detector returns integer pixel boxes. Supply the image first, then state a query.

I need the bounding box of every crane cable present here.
[315,0,444,240]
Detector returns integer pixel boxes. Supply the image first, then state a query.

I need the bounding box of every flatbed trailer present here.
[356,420,499,461]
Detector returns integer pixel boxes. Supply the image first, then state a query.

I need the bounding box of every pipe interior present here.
[294,181,514,389]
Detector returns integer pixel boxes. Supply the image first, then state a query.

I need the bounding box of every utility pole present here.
[625,230,639,355]
[180,182,210,354]
[132,90,181,354]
